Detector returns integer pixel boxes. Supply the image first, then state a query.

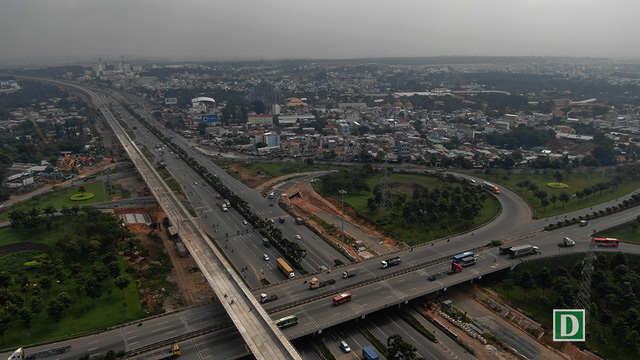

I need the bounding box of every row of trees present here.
[126,104,308,265]
[515,175,623,210]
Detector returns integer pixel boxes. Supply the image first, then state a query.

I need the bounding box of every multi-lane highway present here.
[0,304,250,360]
[108,96,349,280]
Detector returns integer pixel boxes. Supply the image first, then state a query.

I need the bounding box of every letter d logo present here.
[554,309,585,341]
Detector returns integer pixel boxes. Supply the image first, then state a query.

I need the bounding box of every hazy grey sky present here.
[1,0,639,65]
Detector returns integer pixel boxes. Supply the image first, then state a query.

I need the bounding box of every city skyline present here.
[1,0,640,65]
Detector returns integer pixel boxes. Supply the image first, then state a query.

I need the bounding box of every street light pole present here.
[339,189,346,244]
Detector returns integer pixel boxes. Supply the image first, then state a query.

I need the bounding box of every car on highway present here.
[269,219,275,224]
[194,182,198,185]
[295,235,301,240]
[340,341,351,353]
[243,220,248,225]
[263,254,270,261]
[579,220,588,226]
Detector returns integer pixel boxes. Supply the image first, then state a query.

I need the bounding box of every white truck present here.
[558,237,575,247]
[342,268,358,278]
[508,245,539,258]
[8,346,72,360]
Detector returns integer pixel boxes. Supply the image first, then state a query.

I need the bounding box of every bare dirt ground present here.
[117,208,214,310]
[111,173,148,201]
[283,182,399,258]
[224,163,267,189]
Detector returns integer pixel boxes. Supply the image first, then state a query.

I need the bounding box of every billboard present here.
[201,115,218,123]
[165,97,177,105]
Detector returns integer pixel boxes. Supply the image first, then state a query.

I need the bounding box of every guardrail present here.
[266,244,493,314]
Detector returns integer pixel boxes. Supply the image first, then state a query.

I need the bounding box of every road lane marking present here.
[151,326,172,332]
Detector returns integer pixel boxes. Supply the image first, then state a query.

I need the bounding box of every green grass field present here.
[480,169,640,218]
[0,183,109,222]
[329,173,500,244]
[0,226,61,247]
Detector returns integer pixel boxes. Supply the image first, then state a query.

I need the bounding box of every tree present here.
[0,271,11,288]
[55,292,73,309]
[114,276,130,299]
[366,197,378,213]
[78,186,86,193]
[85,279,103,304]
[18,307,34,329]
[40,276,53,296]
[611,253,628,268]
[107,261,121,279]
[44,204,56,216]
[553,171,563,185]
[251,100,266,114]
[536,267,553,296]
[0,310,11,342]
[625,330,640,355]
[559,192,571,207]
[600,309,613,335]
[540,198,550,211]
[31,295,43,317]
[93,264,109,282]
[550,195,559,208]
[387,334,421,360]
[8,209,27,228]
[519,270,537,299]
[503,278,515,296]
[47,299,65,328]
